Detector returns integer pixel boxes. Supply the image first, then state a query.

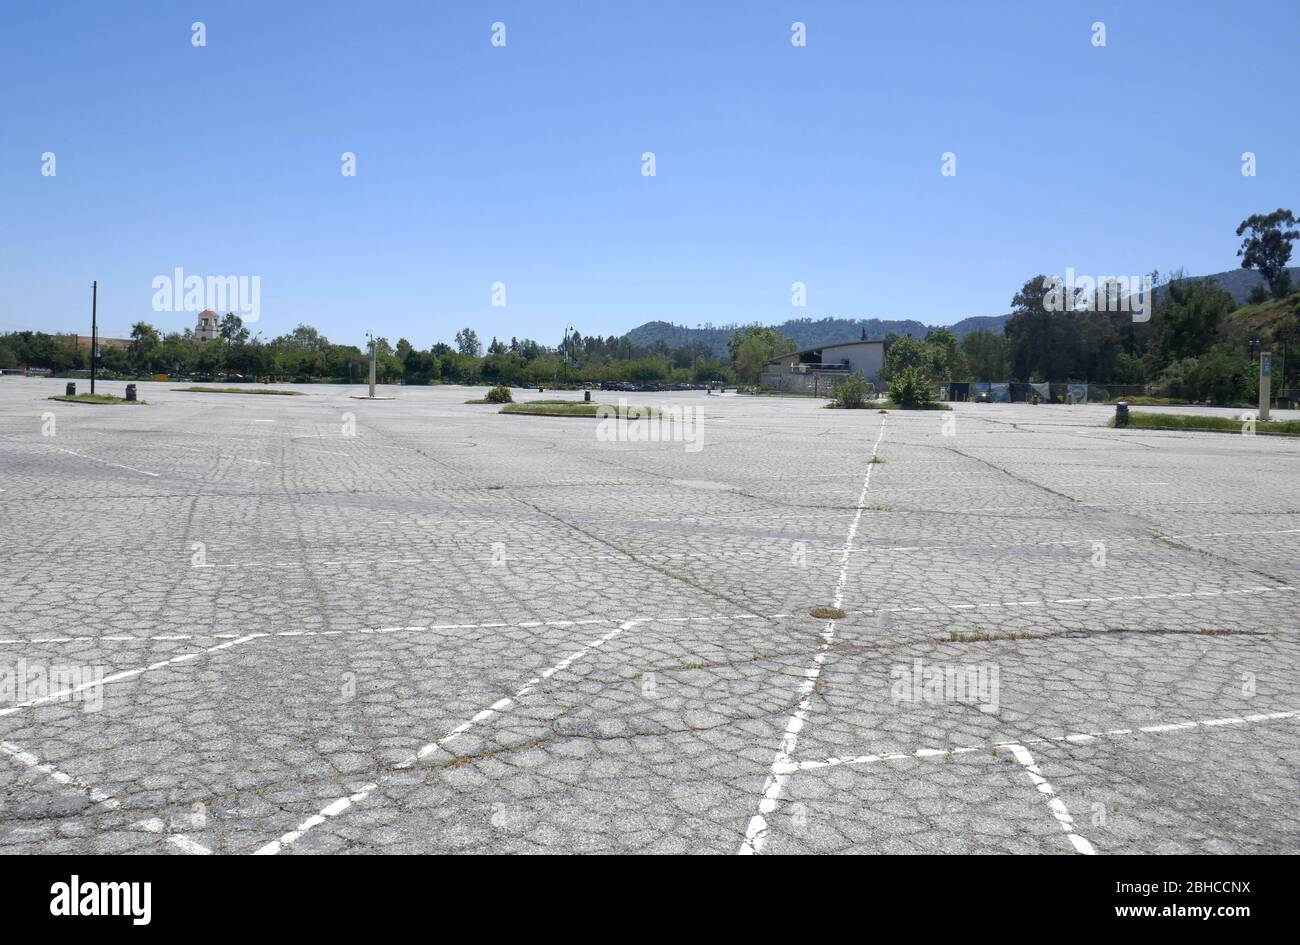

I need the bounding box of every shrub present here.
[485,384,513,404]
[831,374,874,408]
[888,367,937,408]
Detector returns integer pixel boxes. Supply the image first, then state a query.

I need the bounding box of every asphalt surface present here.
[1,377,1297,854]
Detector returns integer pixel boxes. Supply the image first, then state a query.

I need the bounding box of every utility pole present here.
[367,332,377,399]
[564,323,573,386]
[90,280,98,394]
[1259,350,1272,422]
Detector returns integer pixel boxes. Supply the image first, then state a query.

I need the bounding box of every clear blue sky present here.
[2,1,1296,347]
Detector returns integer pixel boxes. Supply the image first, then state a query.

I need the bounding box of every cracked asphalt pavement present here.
[1,378,1298,853]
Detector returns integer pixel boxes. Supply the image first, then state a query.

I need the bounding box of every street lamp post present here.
[90,280,98,395]
[367,332,376,399]
[1260,349,1273,422]
[563,322,574,386]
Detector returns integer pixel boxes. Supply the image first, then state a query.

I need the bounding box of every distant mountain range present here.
[623,267,1300,356]
[625,315,1000,356]
[1161,265,1300,305]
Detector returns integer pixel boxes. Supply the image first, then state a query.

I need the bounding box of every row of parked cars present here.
[599,381,718,392]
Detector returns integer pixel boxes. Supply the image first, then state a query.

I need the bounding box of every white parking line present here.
[740,417,887,855]
[792,709,1300,772]
[0,634,265,717]
[251,618,643,855]
[2,737,212,856]
[0,739,120,809]
[166,835,213,855]
[1004,743,1095,855]
[52,447,158,477]
[134,816,213,853]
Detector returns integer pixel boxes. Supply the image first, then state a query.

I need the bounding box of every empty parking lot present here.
[1,378,1297,854]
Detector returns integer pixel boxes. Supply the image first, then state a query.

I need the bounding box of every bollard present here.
[584,390,590,402]
[66,382,76,397]
[1115,400,1129,427]
[125,384,137,402]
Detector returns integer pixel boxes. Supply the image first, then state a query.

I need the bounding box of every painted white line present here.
[134,818,212,854]
[795,710,1300,771]
[251,619,641,855]
[739,417,886,855]
[166,835,213,855]
[0,634,265,717]
[1004,744,1096,854]
[0,740,120,809]
[52,447,158,477]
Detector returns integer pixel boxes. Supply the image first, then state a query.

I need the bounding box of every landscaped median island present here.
[172,386,303,395]
[837,399,951,410]
[820,369,948,410]
[1113,411,1300,435]
[48,392,145,405]
[499,400,661,418]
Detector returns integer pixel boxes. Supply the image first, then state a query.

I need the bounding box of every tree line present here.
[0,317,731,387]
[5,210,1294,403]
[734,209,1300,403]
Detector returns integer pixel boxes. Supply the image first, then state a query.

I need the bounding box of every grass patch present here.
[809,606,847,620]
[1113,411,1300,435]
[48,393,145,405]
[1119,395,1184,406]
[500,401,661,418]
[948,630,1049,643]
[173,386,302,395]
[875,399,951,410]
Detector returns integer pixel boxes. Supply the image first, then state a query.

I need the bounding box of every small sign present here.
[1262,353,1272,377]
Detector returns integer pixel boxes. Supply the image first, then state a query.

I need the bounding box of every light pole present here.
[90,280,98,394]
[367,332,376,399]
[563,322,574,386]
[1260,349,1272,422]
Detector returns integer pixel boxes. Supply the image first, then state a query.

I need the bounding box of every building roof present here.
[768,337,886,363]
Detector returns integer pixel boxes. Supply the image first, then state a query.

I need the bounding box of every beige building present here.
[195,309,220,342]
[766,338,886,385]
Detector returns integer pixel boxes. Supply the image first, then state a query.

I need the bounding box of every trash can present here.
[1115,401,1129,427]
[125,384,137,402]
[66,382,76,396]
[584,390,591,402]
